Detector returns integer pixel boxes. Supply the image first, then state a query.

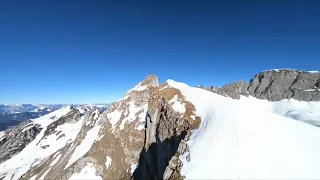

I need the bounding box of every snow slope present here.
[166,80,320,179]
[65,124,101,169]
[0,106,85,179]
[68,163,102,180]
[239,96,320,126]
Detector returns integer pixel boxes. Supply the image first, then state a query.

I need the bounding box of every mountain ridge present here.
[1,68,320,180]
[0,104,109,131]
[197,69,320,101]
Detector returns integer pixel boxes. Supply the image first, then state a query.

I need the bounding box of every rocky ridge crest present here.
[1,69,319,180]
[198,69,320,101]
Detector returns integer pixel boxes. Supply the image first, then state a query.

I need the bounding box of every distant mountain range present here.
[0,104,108,131]
[1,69,320,179]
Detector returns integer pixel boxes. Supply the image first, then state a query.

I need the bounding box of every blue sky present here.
[0,0,319,104]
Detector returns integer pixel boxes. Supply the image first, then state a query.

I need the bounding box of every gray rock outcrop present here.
[248,69,320,101]
[2,69,320,180]
[132,81,200,180]
[199,69,320,101]
[0,107,81,165]
[0,121,42,163]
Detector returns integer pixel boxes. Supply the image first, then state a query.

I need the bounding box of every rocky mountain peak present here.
[127,74,159,94]
[1,69,320,180]
[140,74,159,87]
[263,68,319,73]
[248,69,320,101]
[198,69,320,101]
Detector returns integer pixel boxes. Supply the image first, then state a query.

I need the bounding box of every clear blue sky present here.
[0,0,319,104]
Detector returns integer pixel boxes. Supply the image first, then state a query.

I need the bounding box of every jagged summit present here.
[263,68,319,73]
[140,74,159,87]
[198,69,320,101]
[134,76,320,179]
[248,69,320,101]
[127,74,159,93]
[1,70,320,180]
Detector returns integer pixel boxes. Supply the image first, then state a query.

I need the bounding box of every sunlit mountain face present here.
[0,104,108,131]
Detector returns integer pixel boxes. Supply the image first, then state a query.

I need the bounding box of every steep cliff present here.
[133,80,200,180]
[16,74,159,180]
[199,69,320,101]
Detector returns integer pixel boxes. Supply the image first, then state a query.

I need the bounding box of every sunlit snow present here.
[130,163,138,175]
[65,125,101,169]
[105,156,112,169]
[165,80,320,179]
[169,95,186,114]
[0,107,84,179]
[68,163,102,180]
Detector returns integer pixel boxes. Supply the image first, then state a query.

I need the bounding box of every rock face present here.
[248,69,320,101]
[1,69,320,180]
[199,69,320,101]
[18,74,160,180]
[133,80,201,180]
[0,74,201,180]
[0,106,94,180]
[0,121,42,164]
[196,80,250,99]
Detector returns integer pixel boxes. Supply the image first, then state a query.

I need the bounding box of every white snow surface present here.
[0,107,84,179]
[135,104,148,131]
[105,156,112,169]
[263,69,319,74]
[40,169,50,180]
[120,101,137,130]
[107,109,122,128]
[107,97,148,131]
[121,101,148,130]
[130,163,138,175]
[0,131,5,142]
[37,116,84,152]
[65,125,101,169]
[305,89,317,91]
[270,69,280,72]
[135,124,145,131]
[127,82,148,93]
[49,154,62,167]
[29,175,37,180]
[32,106,72,127]
[169,95,186,114]
[165,79,320,179]
[239,96,320,126]
[68,163,102,180]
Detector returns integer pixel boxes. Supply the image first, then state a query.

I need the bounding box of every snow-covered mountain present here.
[0,104,109,131]
[198,69,320,101]
[166,80,320,179]
[0,104,65,114]
[1,69,320,179]
[0,104,109,114]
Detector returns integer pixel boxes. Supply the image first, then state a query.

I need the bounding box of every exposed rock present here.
[42,107,80,137]
[0,121,42,164]
[2,69,319,180]
[196,85,220,94]
[197,80,249,99]
[21,74,161,180]
[315,79,320,88]
[198,69,320,101]
[248,69,320,101]
[220,80,249,99]
[19,108,102,180]
[133,81,200,180]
